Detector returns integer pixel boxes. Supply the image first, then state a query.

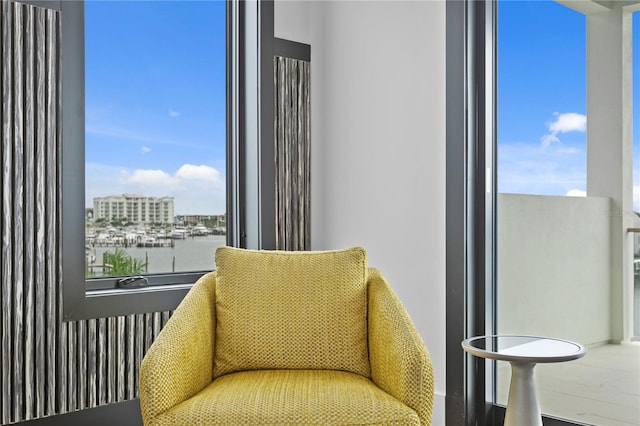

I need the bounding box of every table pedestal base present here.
[504,362,541,426]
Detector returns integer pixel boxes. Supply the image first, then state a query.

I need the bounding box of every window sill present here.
[64,283,193,322]
[86,283,194,298]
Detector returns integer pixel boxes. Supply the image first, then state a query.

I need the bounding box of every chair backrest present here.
[213,246,371,379]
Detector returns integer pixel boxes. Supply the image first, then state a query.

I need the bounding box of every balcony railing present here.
[627,228,640,341]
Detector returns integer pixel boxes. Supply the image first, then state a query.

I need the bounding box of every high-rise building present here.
[93,194,174,224]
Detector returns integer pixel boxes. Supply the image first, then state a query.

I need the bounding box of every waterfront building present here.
[93,194,174,225]
[175,214,226,230]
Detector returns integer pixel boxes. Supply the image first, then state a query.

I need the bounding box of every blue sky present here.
[498,1,587,196]
[85,0,226,214]
[632,12,640,211]
[498,1,640,208]
[84,1,639,215]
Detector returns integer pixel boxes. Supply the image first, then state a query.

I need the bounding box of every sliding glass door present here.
[494,1,640,425]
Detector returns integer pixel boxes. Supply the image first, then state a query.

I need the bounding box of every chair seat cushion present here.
[152,370,420,426]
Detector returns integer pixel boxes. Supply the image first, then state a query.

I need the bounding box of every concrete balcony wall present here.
[498,193,611,346]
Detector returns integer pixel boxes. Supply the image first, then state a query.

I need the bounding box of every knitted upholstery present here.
[368,268,434,425]
[150,370,420,426]
[139,272,216,425]
[139,247,435,426]
[213,246,369,378]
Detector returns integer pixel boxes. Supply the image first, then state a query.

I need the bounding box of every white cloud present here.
[86,125,156,145]
[141,146,151,154]
[556,147,580,155]
[541,112,587,148]
[549,112,586,133]
[566,189,586,197]
[122,169,176,188]
[169,109,181,118]
[175,164,221,183]
[86,122,216,151]
[498,142,586,196]
[87,163,226,214]
[540,133,560,147]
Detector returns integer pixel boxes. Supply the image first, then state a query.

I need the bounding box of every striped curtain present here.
[1,2,170,423]
[274,56,311,251]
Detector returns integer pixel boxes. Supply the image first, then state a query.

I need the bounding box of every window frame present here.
[61,0,276,321]
[445,1,492,423]
[445,1,603,425]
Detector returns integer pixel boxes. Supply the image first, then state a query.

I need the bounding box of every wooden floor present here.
[497,343,640,425]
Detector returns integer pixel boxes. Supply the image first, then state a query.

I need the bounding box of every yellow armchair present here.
[140,247,434,425]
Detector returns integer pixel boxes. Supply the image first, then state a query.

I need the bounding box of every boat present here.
[192,224,210,236]
[170,228,188,239]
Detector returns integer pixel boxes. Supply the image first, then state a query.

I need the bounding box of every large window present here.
[494,1,639,425]
[62,1,276,320]
[83,1,227,280]
[446,1,640,425]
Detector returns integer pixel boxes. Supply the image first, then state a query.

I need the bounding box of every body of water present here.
[88,234,227,276]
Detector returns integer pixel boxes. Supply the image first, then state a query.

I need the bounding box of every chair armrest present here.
[139,272,217,425]
[367,268,434,426]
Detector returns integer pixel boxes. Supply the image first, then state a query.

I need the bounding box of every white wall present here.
[586,4,634,342]
[274,0,311,45]
[275,1,446,423]
[498,194,611,346]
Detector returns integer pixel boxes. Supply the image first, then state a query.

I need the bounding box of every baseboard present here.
[433,391,446,425]
[17,399,142,426]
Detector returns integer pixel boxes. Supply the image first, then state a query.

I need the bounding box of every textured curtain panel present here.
[274,56,311,251]
[1,3,171,424]
[1,3,61,421]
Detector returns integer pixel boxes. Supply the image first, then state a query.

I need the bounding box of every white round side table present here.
[461,335,586,426]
